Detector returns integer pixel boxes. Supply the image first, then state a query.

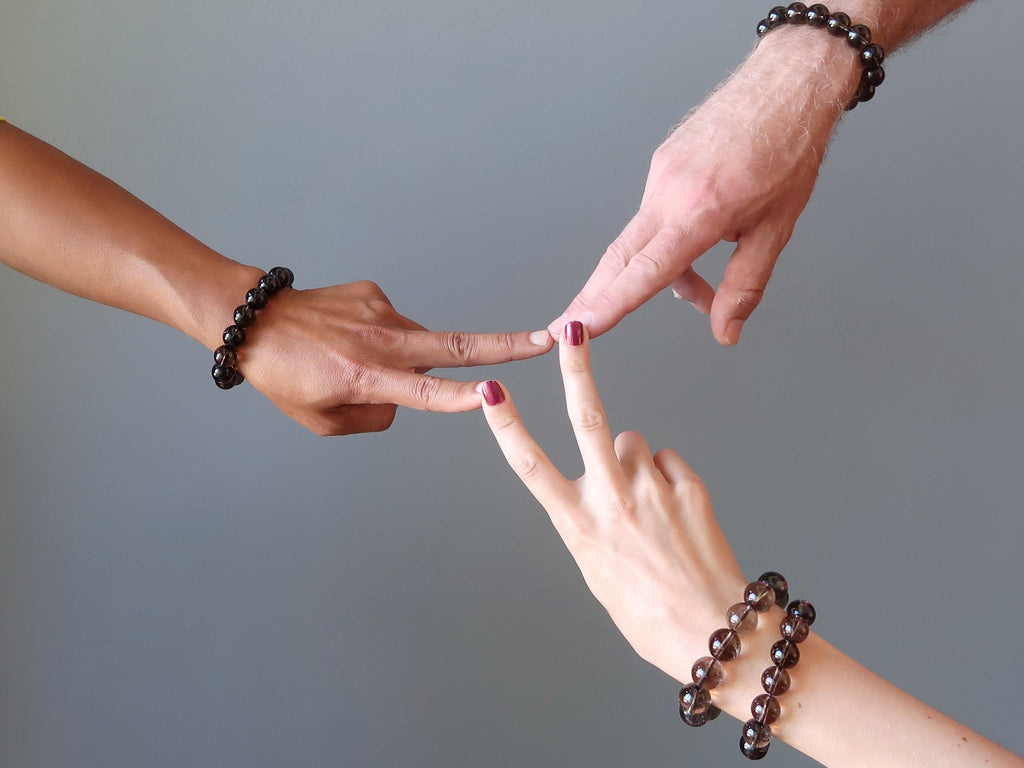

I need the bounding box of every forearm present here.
[662,604,1019,767]
[732,0,976,115]
[0,122,260,349]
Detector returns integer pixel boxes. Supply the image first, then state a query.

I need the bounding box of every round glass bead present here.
[231,369,245,387]
[751,693,781,724]
[826,12,850,35]
[211,364,235,384]
[785,3,808,23]
[258,273,281,295]
[246,287,268,310]
[709,628,742,661]
[771,639,801,669]
[692,656,725,689]
[847,23,871,46]
[861,43,885,65]
[757,572,789,608]
[744,582,775,612]
[728,603,759,634]
[215,376,235,390]
[780,614,810,643]
[805,3,829,25]
[756,19,770,36]
[679,683,712,716]
[786,600,816,626]
[765,6,788,30]
[270,266,294,287]
[739,735,771,760]
[742,719,773,749]
[233,304,257,327]
[761,666,791,695]
[213,345,237,367]
[222,324,246,348]
[865,65,885,86]
[855,84,875,103]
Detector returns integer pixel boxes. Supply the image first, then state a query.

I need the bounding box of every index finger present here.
[396,328,554,369]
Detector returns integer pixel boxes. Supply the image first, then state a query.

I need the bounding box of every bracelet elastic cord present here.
[211,266,295,390]
[756,4,886,110]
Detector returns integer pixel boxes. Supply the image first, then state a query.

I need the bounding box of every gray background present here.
[1,1,1022,766]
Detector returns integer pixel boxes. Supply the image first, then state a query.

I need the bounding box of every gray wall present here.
[1,2,1022,766]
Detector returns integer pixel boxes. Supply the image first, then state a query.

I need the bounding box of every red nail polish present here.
[565,320,584,347]
[481,380,504,406]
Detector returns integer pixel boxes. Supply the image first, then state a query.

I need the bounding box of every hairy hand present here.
[552,36,852,345]
[238,280,552,435]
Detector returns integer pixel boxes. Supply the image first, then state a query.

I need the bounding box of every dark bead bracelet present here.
[739,598,817,760]
[211,267,294,390]
[756,3,886,110]
[678,572,789,728]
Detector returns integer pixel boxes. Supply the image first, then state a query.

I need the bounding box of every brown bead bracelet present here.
[756,3,886,110]
[211,267,294,390]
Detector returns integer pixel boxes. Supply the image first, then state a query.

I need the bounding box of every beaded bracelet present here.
[740,598,816,760]
[678,572,789,727]
[211,267,295,390]
[756,3,886,110]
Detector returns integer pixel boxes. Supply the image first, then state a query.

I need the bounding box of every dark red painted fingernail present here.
[564,320,584,347]
[481,380,505,406]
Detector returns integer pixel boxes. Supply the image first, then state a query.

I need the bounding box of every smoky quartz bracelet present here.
[756,3,886,110]
[739,597,816,760]
[678,572,790,727]
[211,267,295,390]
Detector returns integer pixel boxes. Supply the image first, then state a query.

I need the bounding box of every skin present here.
[480,323,1022,767]
[551,0,976,345]
[0,122,553,435]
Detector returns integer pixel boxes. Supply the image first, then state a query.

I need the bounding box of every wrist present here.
[168,250,264,351]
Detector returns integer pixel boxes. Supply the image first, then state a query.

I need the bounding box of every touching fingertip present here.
[529,330,552,346]
[480,380,505,406]
[564,320,584,347]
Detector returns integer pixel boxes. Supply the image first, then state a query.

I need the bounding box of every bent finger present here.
[398,328,553,369]
[670,266,716,315]
[479,380,577,513]
[710,228,786,346]
[613,430,660,481]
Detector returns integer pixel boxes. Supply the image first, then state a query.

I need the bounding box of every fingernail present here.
[725,319,744,346]
[481,380,505,406]
[671,288,683,299]
[564,320,584,347]
[529,330,550,346]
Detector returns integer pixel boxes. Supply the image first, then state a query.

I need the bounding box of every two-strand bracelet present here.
[678,571,816,761]
[211,267,295,390]
[756,4,886,110]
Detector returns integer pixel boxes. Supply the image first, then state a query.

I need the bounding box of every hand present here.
[479,321,746,676]
[239,279,553,435]
[551,35,853,345]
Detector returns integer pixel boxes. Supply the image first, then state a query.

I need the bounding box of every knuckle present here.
[412,375,446,409]
[512,451,545,481]
[732,287,766,318]
[441,331,477,364]
[570,404,606,433]
[491,412,520,433]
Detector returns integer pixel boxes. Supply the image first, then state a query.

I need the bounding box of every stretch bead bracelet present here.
[678,572,789,727]
[211,267,295,390]
[740,598,816,760]
[756,4,886,110]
